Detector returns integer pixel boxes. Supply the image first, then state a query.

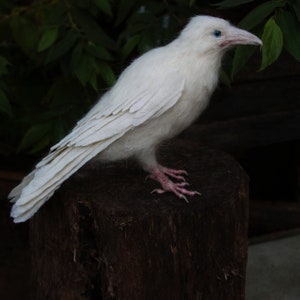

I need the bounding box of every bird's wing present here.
[52,67,184,149]
[10,65,185,222]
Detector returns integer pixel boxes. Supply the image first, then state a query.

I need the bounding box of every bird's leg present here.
[148,166,200,202]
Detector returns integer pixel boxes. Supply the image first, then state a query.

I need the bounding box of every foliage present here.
[0,0,299,155]
[216,0,300,76]
[0,0,208,155]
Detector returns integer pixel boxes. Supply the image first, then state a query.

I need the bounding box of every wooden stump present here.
[30,146,249,300]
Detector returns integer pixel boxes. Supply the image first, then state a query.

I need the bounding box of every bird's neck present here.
[179,48,223,94]
[168,40,223,78]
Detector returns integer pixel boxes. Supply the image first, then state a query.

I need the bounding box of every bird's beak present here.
[221,26,262,48]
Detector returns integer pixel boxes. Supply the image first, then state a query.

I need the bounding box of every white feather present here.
[9,15,262,222]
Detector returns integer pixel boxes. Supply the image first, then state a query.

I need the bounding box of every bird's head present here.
[178,16,262,56]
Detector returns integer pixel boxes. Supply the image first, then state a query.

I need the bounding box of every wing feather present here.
[10,47,185,222]
[53,65,184,149]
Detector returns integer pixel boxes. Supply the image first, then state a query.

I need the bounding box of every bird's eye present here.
[213,29,222,38]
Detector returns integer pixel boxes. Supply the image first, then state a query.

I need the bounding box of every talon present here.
[176,175,186,182]
[158,166,189,181]
[180,194,189,203]
[177,182,190,187]
[180,170,189,176]
[151,188,165,194]
[148,166,200,203]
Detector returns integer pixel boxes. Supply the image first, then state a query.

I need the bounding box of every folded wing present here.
[9,62,185,222]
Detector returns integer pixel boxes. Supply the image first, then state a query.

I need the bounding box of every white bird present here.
[9,15,262,223]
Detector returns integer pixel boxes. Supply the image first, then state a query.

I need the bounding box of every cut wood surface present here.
[30,146,249,300]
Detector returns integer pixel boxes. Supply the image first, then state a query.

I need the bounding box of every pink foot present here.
[149,166,201,202]
[158,166,188,181]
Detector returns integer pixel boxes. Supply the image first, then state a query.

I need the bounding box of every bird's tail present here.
[9,144,101,223]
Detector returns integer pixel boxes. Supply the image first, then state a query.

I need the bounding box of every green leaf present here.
[93,0,112,16]
[215,0,258,9]
[17,123,52,153]
[71,43,84,71]
[220,69,231,88]
[97,61,116,86]
[121,35,140,58]
[37,27,59,52]
[45,30,78,64]
[9,16,40,59]
[0,89,12,116]
[75,54,96,86]
[72,7,115,49]
[260,18,283,70]
[239,0,286,30]
[276,10,300,61]
[85,42,113,60]
[231,45,257,77]
[89,73,98,91]
[138,34,152,53]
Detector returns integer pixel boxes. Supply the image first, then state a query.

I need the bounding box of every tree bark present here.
[30,146,249,300]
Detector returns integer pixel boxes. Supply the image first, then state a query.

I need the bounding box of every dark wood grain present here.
[30,147,249,300]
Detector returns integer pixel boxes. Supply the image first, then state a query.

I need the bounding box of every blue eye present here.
[213,29,222,38]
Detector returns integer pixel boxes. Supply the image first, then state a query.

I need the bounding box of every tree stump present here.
[30,145,249,300]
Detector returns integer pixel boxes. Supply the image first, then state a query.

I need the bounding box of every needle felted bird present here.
[9,15,262,223]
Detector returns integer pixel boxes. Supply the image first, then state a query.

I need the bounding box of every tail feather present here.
[8,170,36,202]
[11,179,61,216]
[12,196,51,223]
[12,146,95,210]
[10,143,104,223]
[10,127,126,223]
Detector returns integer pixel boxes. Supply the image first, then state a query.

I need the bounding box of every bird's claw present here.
[151,179,200,204]
[148,165,201,203]
[159,166,189,182]
[151,184,201,203]
[151,181,190,194]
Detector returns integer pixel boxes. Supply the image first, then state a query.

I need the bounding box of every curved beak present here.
[221,26,262,48]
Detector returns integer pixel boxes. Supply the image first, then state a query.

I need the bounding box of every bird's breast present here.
[98,54,221,163]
